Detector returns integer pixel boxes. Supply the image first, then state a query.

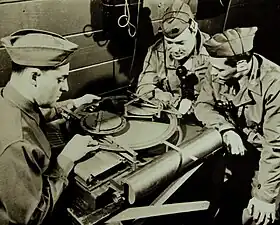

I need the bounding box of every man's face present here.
[35,63,70,107]
[209,57,251,80]
[164,28,196,61]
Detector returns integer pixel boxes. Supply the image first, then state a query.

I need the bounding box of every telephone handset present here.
[176,65,199,100]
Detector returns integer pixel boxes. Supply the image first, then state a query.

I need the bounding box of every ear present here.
[27,68,42,87]
[189,19,198,35]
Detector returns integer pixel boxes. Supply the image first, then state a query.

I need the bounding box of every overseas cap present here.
[161,0,196,39]
[1,29,78,67]
[204,27,258,57]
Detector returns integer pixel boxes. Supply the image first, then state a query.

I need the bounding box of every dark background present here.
[0,0,279,99]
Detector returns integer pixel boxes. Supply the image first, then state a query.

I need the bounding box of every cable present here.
[117,0,137,37]
[222,0,232,31]
[234,28,245,54]
[223,32,237,56]
[128,0,142,81]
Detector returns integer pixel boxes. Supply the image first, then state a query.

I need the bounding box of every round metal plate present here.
[74,96,179,152]
[126,105,159,116]
[80,111,127,135]
[99,113,178,151]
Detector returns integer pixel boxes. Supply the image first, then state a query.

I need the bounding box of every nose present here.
[60,79,69,92]
[170,44,179,53]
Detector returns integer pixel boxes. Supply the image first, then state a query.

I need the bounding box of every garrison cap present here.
[204,27,258,57]
[161,0,196,39]
[1,29,78,67]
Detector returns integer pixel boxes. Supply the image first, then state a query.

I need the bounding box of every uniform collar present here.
[2,82,41,125]
[247,55,262,96]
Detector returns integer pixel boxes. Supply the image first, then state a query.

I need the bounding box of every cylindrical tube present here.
[122,128,223,204]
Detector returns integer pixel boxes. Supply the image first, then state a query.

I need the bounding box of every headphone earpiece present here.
[189,19,198,34]
[32,73,37,81]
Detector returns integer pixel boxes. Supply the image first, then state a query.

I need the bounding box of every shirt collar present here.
[2,82,40,125]
[247,55,261,95]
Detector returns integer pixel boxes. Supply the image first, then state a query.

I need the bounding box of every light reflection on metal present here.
[122,128,223,204]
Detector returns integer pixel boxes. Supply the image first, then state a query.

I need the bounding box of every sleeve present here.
[254,80,280,203]
[40,99,75,122]
[0,140,72,225]
[136,46,165,99]
[194,71,235,132]
[193,54,211,98]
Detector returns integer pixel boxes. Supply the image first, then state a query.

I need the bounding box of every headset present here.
[152,8,200,100]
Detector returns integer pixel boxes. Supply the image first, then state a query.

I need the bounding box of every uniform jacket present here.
[136,31,210,106]
[0,83,71,225]
[195,54,280,204]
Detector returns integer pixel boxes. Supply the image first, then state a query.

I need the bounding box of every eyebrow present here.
[166,40,185,44]
[175,41,184,44]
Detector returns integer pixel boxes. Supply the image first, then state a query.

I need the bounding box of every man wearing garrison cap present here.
[136,0,210,115]
[0,29,100,225]
[195,27,280,225]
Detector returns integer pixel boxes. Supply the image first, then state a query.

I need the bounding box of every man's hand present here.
[155,91,173,107]
[73,94,101,108]
[222,130,246,156]
[247,197,276,225]
[60,134,99,163]
[178,98,193,115]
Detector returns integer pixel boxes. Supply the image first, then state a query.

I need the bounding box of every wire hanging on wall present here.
[222,0,232,31]
[117,0,137,37]
[100,0,142,84]
[128,0,142,82]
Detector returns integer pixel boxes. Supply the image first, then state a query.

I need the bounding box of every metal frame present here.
[105,140,211,224]
[105,162,207,224]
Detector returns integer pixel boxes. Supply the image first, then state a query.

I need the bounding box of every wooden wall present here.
[0,0,226,100]
[0,0,279,100]
[0,0,158,99]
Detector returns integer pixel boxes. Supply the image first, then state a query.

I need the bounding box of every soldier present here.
[0,29,100,224]
[195,27,280,225]
[136,0,210,115]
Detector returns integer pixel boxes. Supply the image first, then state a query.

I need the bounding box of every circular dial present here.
[81,110,127,135]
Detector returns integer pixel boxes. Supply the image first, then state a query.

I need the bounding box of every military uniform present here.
[0,83,72,224]
[0,29,78,224]
[195,26,280,224]
[195,50,280,204]
[137,31,210,106]
[136,0,210,108]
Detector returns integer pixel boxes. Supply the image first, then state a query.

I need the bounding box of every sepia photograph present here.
[0,0,280,224]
